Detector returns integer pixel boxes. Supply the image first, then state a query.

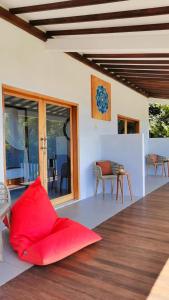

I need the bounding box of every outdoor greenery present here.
[149,103,169,138]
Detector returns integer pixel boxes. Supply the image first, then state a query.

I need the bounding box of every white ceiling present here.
[1,0,169,35]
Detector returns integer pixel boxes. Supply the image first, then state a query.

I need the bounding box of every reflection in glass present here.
[127,121,137,134]
[118,119,125,134]
[46,104,71,200]
[4,96,39,201]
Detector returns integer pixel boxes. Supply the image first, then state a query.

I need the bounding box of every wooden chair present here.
[60,162,71,193]
[146,154,167,176]
[95,161,124,195]
[0,182,11,261]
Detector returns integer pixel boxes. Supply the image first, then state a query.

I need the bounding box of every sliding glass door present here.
[3,91,76,205]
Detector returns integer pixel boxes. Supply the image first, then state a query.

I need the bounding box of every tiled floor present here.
[0,227,32,286]
[0,193,139,286]
[145,175,169,195]
[58,193,138,229]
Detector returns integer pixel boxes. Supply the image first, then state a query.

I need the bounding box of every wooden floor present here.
[1,184,169,300]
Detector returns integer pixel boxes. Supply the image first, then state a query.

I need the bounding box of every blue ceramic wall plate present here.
[96,85,109,114]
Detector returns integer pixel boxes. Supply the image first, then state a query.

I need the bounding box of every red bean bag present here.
[10,177,101,265]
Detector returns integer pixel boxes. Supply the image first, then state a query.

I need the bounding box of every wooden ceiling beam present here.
[150,91,169,93]
[144,92,169,95]
[47,23,169,37]
[66,52,149,97]
[30,6,169,26]
[93,59,169,64]
[122,75,169,79]
[123,76,169,81]
[149,94,169,99]
[107,69,169,75]
[0,6,47,42]
[83,53,169,59]
[148,91,169,93]
[127,84,169,88]
[102,64,169,69]
[10,0,127,14]
[126,80,169,84]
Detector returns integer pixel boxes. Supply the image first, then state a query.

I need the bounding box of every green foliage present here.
[149,103,169,138]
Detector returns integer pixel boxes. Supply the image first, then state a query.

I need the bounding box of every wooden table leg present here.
[119,175,124,204]
[126,174,133,201]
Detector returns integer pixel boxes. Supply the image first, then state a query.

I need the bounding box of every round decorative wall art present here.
[96,85,109,114]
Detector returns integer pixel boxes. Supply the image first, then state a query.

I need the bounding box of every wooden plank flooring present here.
[1,184,169,300]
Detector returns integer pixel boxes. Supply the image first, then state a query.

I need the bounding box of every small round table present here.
[116,171,133,203]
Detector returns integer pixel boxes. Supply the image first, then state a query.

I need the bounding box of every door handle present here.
[40,137,47,150]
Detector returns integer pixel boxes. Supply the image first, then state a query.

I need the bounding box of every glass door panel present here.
[46,104,71,200]
[4,95,39,202]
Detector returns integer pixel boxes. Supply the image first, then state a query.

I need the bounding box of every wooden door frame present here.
[2,84,80,205]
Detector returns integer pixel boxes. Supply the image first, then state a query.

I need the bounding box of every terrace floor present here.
[145,175,169,195]
[1,183,169,299]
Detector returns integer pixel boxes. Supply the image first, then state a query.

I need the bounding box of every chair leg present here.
[6,212,11,229]
[111,179,114,194]
[146,164,149,176]
[116,175,119,201]
[126,174,133,201]
[0,231,3,262]
[95,178,99,195]
[102,179,105,195]
[162,163,166,177]
[155,164,158,176]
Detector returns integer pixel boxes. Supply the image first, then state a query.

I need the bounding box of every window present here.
[118,115,140,134]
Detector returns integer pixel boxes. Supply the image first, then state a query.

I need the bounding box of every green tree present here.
[149,103,169,138]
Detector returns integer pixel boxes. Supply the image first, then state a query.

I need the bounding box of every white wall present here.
[101,134,145,197]
[148,138,169,158]
[0,20,148,199]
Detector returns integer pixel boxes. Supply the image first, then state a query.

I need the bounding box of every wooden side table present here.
[116,171,133,203]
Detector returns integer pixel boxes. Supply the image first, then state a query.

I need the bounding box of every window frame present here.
[117,115,140,134]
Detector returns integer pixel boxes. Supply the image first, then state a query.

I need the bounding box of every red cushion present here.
[19,218,102,265]
[96,161,112,175]
[10,177,58,256]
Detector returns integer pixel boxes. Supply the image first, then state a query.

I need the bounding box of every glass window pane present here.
[46,104,71,200]
[118,119,125,134]
[4,96,39,202]
[127,121,137,134]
